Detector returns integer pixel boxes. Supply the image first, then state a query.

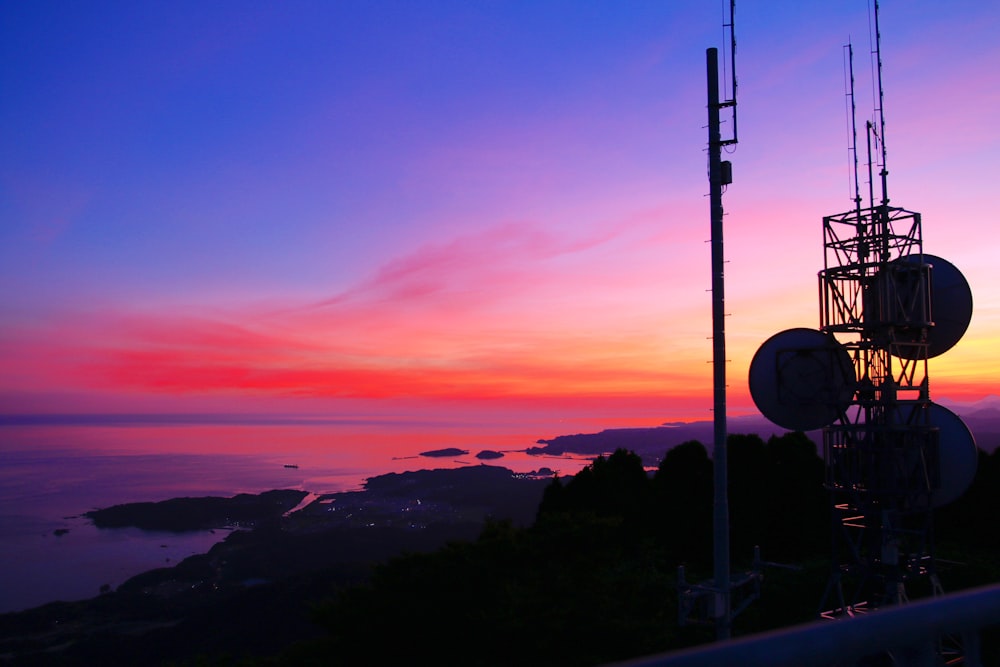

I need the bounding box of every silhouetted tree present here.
[651,440,713,564]
[310,515,675,666]
[937,447,1000,551]
[727,433,769,558]
[537,448,650,519]
[763,431,828,559]
[725,431,828,561]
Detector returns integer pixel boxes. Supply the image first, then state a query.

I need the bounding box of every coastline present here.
[0,431,583,615]
[0,464,555,664]
[4,406,996,616]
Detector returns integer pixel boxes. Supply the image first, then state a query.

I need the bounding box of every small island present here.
[85,489,309,532]
[419,447,469,458]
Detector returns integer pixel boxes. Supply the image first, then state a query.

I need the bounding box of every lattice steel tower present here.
[749,2,975,620]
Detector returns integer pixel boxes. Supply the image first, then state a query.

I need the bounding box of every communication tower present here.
[748,0,975,625]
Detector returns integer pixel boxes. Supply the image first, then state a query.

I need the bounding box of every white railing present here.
[610,583,1000,667]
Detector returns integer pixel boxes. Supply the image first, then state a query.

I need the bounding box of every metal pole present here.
[873,0,889,206]
[706,46,731,641]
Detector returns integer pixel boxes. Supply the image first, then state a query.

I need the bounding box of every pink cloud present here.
[0,213,717,411]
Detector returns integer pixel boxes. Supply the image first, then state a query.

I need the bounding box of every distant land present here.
[940,397,1000,453]
[2,396,998,458]
[529,399,1000,460]
[528,413,819,461]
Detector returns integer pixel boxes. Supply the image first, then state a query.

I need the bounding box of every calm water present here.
[0,417,593,613]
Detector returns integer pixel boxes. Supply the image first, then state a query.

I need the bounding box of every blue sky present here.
[1,1,997,423]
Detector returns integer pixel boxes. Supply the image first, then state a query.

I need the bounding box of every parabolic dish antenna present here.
[887,254,973,359]
[748,328,855,431]
[896,403,978,508]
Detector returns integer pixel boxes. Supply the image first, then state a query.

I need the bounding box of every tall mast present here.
[706,45,731,641]
[708,0,738,640]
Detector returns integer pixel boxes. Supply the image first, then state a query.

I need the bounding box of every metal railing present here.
[611,583,1000,667]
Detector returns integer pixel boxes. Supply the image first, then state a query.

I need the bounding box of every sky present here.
[1,1,998,430]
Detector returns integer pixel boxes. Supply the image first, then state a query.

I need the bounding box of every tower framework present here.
[819,203,941,615]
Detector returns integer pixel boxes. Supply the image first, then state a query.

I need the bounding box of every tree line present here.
[263,432,1000,666]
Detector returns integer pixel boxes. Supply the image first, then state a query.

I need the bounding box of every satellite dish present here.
[926,403,978,507]
[884,254,973,359]
[887,403,978,508]
[749,328,855,431]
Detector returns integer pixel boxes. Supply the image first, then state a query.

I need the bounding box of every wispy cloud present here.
[0,215,717,407]
[308,220,622,311]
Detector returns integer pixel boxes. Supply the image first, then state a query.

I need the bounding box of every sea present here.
[0,415,597,614]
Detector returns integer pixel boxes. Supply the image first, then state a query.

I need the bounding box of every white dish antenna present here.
[748,328,855,431]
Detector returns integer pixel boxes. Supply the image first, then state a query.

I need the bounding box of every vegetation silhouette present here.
[294,432,835,665]
[293,433,1000,666]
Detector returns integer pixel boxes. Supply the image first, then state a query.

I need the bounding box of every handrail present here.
[610,583,1000,667]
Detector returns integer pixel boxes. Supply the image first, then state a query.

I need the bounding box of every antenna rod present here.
[846,43,869,264]
[873,0,889,205]
[847,43,862,213]
[706,46,731,642]
[725,0,737,143]
[866,121,876,211]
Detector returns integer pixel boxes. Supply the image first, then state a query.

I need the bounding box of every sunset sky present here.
[2,1,997,428]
